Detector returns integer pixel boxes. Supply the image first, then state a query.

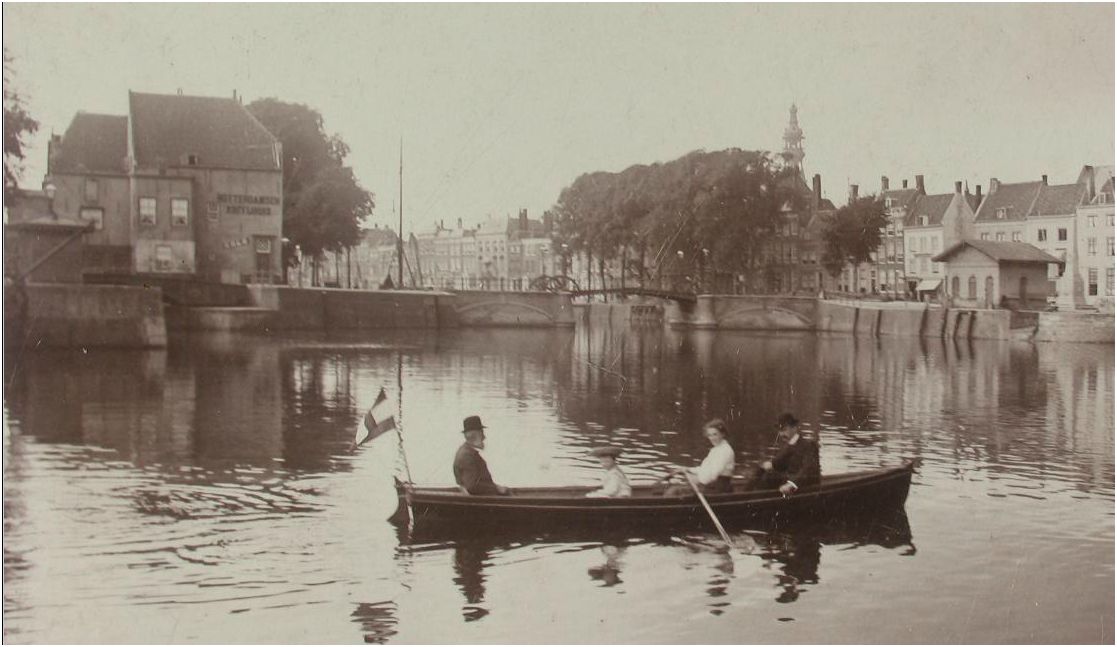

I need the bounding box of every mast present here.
[398,138,404,289]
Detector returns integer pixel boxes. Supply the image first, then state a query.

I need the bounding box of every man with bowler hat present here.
[749,413,820,496]
[453,415,510,495]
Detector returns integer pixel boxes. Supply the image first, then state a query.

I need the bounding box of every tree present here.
[4,49,39,207]
[246,98,373,283]
[821,195,887,291]
[551,148,801,294]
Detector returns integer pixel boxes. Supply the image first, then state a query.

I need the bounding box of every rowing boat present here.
[391,461,914,534]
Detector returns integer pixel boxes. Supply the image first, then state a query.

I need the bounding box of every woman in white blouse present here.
[666,419,736,495]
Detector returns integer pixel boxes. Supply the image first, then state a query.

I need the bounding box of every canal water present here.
[3,326,1113,643]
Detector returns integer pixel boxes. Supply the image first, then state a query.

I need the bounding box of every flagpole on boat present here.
[396,350,413,484]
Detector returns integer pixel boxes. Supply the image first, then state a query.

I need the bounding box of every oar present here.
[684,473,736,553]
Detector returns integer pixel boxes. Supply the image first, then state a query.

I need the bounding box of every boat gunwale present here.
[401,463,912,512]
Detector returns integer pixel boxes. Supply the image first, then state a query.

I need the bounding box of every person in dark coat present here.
[453,415,509,495]
[751,413,820,496]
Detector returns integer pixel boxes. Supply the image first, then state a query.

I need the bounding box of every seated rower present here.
[751,413,820,496]
[665,419,735,496]
[453,415,510,495]
[585,446,632,498]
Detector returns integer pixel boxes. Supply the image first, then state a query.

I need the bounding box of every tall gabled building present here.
[43,91,284,284]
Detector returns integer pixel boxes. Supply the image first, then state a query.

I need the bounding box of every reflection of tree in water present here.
[452,540,491,621]
[350,600,399,644]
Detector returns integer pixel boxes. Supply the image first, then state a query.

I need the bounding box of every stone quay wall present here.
[246,286,455,330]
[16,283,167,348]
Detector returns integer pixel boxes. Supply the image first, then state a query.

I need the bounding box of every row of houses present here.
[311,209,560,291]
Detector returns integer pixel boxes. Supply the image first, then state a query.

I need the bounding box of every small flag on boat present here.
[356,387,397,447]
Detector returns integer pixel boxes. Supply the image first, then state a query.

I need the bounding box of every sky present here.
[4,3,1114,235]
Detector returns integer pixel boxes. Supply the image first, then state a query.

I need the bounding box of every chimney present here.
[915,174,925,194]
[954,181,963,194]
[881,176,890,192]
[902,179,909,189]
[975,185,983,201]
[989,178,1000,193]
[849,184,859,203]
[543,211,554,235]
[812,174,822,206]
[440,219,445,230]
[1086,167,1097,200]
[457,217,462,230]
[519,208,528,231]
[1041,174,1048,185]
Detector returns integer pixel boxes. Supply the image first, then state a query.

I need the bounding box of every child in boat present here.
[586,446,632,498]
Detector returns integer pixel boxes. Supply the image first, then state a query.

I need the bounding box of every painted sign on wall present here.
[216,193,281,216]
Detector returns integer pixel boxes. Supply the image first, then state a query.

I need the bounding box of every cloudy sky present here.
[4,4,1113,234]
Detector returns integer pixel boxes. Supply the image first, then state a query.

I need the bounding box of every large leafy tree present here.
[4,49,39,207]
[552,149,800,292]
[821,195,887,288]
[246,98,373,282]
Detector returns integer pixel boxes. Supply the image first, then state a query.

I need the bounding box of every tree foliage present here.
[820,195,887,277]
[246,98,373,269]
[4,49,39,206]
[551,149,802,284]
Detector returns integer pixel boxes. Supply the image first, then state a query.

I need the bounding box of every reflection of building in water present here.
[191,335,283,464]
[1037,344,1115,489]
[12,350,193,465]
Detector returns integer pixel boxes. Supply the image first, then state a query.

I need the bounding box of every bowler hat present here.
[777,413,800,428]
[591,446,623,458]
[462,415,487,433]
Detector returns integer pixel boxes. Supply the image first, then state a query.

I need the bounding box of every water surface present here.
[4,327,1113,643]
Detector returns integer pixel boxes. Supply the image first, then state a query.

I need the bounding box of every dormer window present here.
[919,215,929,226]
[885,198,894,208]
[995,207,1009,219]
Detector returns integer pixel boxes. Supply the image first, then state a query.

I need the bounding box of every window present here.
[951,276,960,295]
[207,201,219,223]
[911,238,920,253]
[1108,268,1114,296]
[920,215,928,226]
[1012,231,1022,242]
[139,197,157,226]
[1037,229,1047,242]
[155,244,173,271]
[171,198,190,227]
[996,207,1008,219]
[967,275,977,299]
[1088,238,1097,255]
[1088,215,1097,228]
[995,232,1006,241]
[84,178,98,202]
[1057,228,1068,242]
[980,232,990,241]
[920,257,929,273]
[79,207,104,231]
[1108,214,1114,227]
[885,198,894,208]
[1110,237,1115,256]
[1088,269,1098,296]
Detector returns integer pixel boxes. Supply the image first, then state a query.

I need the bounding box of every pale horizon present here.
[4,3,1114,235]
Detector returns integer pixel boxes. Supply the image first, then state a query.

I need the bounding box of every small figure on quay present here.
[665,419,736,496]
[585,446,632,498]
[453,415,510,495]
[750,413,820,497]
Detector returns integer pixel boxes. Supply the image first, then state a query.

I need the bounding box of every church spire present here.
[782,103,805,171]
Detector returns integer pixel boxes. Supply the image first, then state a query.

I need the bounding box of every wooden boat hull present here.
[392,462,913,535]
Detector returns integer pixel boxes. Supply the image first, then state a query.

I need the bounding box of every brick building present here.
[43,91,284,284]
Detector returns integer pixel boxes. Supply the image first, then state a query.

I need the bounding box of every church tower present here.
[782,103,805,172]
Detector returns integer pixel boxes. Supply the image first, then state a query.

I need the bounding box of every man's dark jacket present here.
[770,435,821,488]
[453,443,501,495]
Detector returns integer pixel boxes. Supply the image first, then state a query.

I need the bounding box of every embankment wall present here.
[18,283,166,348]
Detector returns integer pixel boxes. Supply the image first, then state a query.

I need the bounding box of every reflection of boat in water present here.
[398,509,915,610]
[391,462,913,535]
